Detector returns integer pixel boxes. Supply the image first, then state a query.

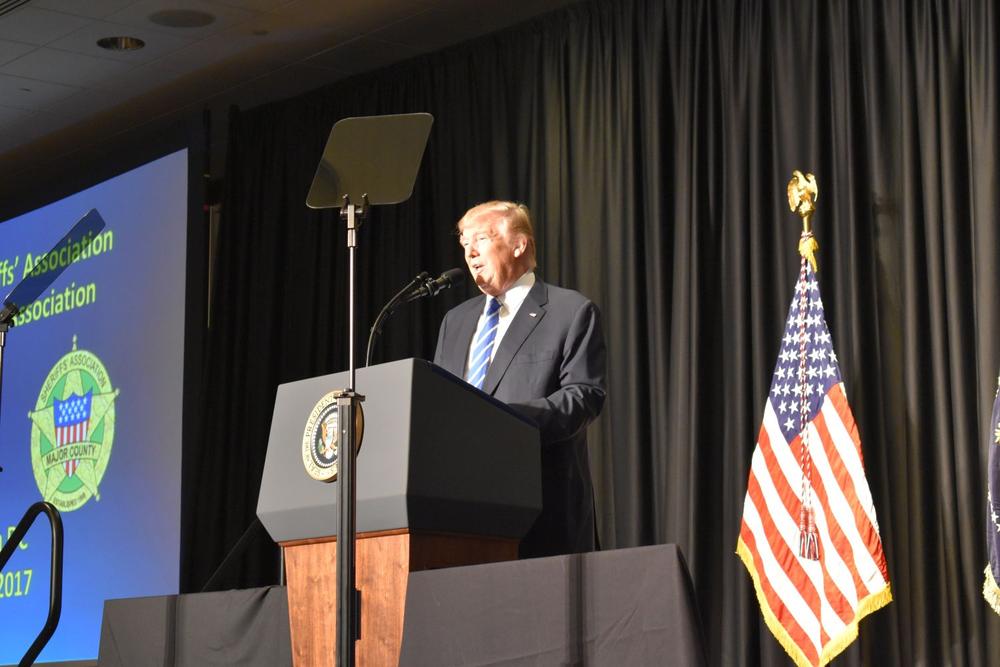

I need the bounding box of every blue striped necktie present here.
[466,297,501,389]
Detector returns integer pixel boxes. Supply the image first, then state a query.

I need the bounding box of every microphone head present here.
[439,267,465,287]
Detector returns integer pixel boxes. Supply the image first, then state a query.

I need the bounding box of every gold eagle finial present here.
[787,170,819,272]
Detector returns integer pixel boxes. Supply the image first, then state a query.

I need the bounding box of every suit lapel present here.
[482,280,548,395]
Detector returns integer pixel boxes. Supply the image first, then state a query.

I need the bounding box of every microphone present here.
[0,301,17,327]
[403,267,465,302]
[365,268,466,367]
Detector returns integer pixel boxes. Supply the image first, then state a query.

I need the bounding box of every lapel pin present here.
[529,312,537,317]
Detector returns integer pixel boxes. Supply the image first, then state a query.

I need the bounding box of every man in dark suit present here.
[433,201,606,558]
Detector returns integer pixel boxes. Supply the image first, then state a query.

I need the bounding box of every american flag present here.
[737,256,891,667]
[983,374,1000,614]
[54,391,92,477]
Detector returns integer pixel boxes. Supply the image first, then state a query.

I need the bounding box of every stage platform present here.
[96,544,705,666]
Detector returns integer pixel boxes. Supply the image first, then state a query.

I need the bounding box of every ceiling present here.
[0,0,576,200]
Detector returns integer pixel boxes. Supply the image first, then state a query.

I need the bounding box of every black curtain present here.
[182,0,1000,664]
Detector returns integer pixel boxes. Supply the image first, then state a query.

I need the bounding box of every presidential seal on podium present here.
[301,390,364,482]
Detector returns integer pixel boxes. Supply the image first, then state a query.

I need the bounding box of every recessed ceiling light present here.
[97,36,146,52]
[148,9,216,28]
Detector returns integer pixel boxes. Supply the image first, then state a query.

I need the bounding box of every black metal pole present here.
[0,501,63,667]
[337,202,362,666]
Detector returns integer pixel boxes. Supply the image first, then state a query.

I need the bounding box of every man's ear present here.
[513,234,528,258]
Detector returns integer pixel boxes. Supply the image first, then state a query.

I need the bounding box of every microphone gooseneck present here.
[365,268,465,367]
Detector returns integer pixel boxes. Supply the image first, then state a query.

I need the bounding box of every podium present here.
[257,358,541,665]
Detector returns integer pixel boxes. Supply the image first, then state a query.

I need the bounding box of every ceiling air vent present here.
[0,0,32,19]
[148,9,215,28]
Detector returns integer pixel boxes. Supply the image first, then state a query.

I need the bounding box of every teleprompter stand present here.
[306,112,433,667]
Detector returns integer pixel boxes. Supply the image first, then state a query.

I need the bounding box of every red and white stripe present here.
[56,420,89,477]
[738,383,890,667]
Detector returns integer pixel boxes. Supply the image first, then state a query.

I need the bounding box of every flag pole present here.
[787,169,821,561]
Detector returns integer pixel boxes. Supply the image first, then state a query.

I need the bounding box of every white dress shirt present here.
[465,270,536,376]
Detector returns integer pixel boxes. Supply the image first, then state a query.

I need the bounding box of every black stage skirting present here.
[97,544,705,666]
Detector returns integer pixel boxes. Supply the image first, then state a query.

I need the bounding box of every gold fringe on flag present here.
[737,538,893,667]
[984,565,1000,616]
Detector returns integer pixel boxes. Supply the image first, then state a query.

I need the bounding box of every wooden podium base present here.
[282,529,518,666]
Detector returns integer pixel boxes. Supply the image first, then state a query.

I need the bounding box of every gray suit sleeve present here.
[506,300,606,444]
